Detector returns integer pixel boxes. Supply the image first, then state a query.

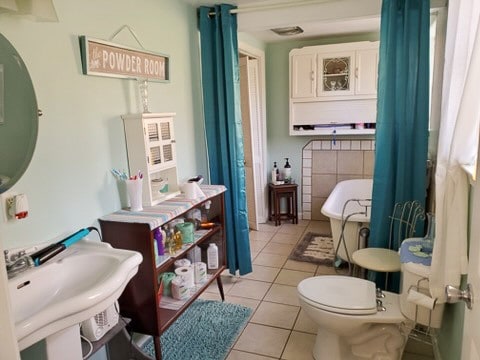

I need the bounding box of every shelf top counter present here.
[100,184,226,229]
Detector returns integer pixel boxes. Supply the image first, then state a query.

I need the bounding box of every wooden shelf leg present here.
[216,275,225,301]
[154,336,162,360]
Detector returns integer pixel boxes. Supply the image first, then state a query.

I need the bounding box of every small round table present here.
[268,183,298,226]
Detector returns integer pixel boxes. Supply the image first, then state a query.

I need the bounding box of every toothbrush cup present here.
[126,178,143,212]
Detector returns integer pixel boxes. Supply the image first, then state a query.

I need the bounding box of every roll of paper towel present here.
[407,289,436,310]
[175,266,195,288]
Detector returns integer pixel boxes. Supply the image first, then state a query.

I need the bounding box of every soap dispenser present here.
[283,158,292,183]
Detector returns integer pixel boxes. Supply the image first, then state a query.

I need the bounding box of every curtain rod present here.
[208,0,332,16]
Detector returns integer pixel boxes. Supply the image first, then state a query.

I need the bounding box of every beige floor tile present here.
[198,291,223,301]
[293,310,317,334]
[298,219,310,227]
[233,323,290,358]
[228,279,272,300]
[264,284,299,306]
[225,295,261,310]
[253,253,288,268]
[250,301,300,329]
[250,239,269,253]
[205,277,236,294]
[277,224,307,236]
[270,232,301,245]
[251,251,260,261]
[242,264,281,282]
[257,223,279,232]
[227,350,278,360]
[283,259,318,273]
[275,269,314,286]
[261,243,295,256]
[249,230,275,242]
[305,221,331,235]
[315,264,339,275]
[281,331,316,360]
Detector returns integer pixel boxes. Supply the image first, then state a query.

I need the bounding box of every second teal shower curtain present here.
[369,0,430,289]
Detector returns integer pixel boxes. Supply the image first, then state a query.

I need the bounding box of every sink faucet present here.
[4,250,34,279]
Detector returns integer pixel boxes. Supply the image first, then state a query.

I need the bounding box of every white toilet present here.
[297,262,444,360]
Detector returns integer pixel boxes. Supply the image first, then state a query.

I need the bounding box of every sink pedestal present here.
[45,324,82,360]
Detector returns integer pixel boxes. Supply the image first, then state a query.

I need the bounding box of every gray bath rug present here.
[289,232,335,265]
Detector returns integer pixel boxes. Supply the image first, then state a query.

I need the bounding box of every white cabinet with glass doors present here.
[289,41,379,136]
[122,112,179,206]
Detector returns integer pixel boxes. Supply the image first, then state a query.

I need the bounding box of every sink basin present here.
[8,239,142,350]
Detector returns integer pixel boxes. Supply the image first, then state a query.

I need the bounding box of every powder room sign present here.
[79,36,169,82]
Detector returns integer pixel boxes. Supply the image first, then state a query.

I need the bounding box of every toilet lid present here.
[298,275,377,315]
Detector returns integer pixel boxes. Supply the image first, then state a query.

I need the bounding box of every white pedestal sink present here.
[8,239,142,358]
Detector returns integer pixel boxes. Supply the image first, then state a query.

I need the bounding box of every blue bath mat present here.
[141,299,252,360]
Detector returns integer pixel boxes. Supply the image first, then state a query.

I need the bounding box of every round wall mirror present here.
[0,33,38,193]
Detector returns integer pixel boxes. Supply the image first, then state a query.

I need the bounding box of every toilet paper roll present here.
[161,272,176,297]
[407,289,436,310]
[171,276,191,300]
[193,262,207,284]
[175,266,195,288]
[174,258,192,268]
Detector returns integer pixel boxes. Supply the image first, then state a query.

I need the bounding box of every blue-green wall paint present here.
[0,0,207,251]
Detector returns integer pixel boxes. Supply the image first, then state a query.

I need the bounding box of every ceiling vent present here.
[271,26,304,36]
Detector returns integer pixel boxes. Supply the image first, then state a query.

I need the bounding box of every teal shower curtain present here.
[369,0,430,289]
[198,4,252,275]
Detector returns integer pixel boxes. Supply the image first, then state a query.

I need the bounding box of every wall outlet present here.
[1,191,17,223]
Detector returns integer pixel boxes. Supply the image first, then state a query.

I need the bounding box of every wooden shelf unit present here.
[99,188,226,360]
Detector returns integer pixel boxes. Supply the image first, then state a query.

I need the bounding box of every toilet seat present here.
[298,275,377,315]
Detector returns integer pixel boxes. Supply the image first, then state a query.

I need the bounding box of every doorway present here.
[239,43,267,229]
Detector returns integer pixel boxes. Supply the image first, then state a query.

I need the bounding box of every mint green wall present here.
[0,0,207,250]
[437,278,466,360]
[238,32,266,51]
[265,33,379,191]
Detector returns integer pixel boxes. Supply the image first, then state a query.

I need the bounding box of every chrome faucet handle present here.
[376,299,386,312]
[376,288,385,298]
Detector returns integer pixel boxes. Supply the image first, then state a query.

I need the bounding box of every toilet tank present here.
[400,261,445,328]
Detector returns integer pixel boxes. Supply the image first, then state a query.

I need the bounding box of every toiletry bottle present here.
[207,243,219,269]
[153,228,164,256]
[174,230,183,251]
[284,158,291,183]
[272,162,279,184]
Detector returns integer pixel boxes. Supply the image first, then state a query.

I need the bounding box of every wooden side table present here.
[268,183,298,226]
